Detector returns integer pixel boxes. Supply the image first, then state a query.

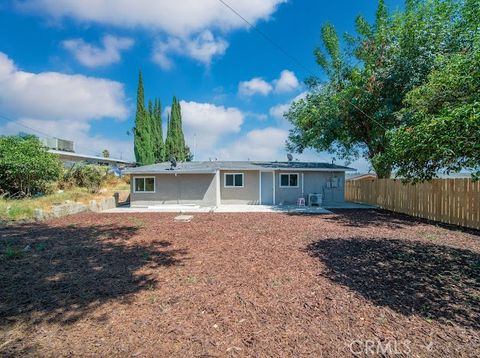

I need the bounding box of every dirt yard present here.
[1,210,479,357]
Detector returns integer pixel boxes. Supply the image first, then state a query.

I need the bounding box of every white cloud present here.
[0,52,128,121]
[19,0,285,67]
[238,77,273,96]
[175,101,244,154]
[269,91,308,124]
[0,118,133,160]
[216,127,289,160]
[63,34,134,68]
[0,52,132,160]
[239,70,300,97]
[273,69,299,93]
[269,103,290,120]
[153,31,228,69]
[19,0,285,36]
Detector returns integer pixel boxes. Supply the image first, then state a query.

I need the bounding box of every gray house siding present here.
[220,170,259,204]
[303,172,345,205]
[130,173,216,206]
[127,163,349,207]
[274,171,346,205]
[274,171,302,205]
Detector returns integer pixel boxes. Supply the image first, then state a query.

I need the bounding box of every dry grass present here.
[0,177,129,221]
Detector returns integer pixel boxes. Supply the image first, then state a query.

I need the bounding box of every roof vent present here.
[170,157,177,170]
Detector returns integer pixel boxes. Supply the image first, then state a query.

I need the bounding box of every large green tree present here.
[0,135,62,196]
[286,0,471,178]
[133,71,155,165]
[387,38,480,181]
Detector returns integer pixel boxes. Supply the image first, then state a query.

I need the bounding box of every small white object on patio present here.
[175,215,193,222]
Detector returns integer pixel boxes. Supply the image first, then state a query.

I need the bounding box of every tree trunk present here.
[372,159,392,179]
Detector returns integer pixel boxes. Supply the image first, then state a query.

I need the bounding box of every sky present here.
[0,0,404,171]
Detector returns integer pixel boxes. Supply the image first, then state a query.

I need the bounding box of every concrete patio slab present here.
[100,202,374,214]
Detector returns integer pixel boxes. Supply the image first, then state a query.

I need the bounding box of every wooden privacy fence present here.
[345,178,480,230]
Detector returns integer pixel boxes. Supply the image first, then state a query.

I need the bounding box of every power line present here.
[216,0,387,131]
[0,114,60,140]
[0,113,123,159]
[217,0,313,77]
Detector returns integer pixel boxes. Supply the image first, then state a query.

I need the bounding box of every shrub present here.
[0,135,62,197]
[63,163,108,192]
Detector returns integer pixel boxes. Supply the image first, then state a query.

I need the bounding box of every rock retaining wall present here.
[34,196,118,221]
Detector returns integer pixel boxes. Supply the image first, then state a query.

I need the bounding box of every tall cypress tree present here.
[164,112,175,161]
[133,71,155,165]
[152,98,165,162]
[166,96,187,161]
[175,97,186,161]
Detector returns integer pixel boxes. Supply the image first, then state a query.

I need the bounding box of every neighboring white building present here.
[43,138,131,167]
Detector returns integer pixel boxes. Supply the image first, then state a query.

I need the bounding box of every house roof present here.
[49,149,131,165]
[346,173,377,181]
[125,161,355,174]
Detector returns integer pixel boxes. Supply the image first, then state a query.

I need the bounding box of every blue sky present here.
[0,0,403,170]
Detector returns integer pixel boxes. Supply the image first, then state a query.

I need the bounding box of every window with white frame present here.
[134,177,155,193]
[224,173,244,188]
[279,173,299,188]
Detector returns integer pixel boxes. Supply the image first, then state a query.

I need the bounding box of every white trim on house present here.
[223,173,244,188]
[279,173,300,188]
[215,170,221,206]
[133,176,156,193]
[258,172,262,204]
[301,172,305,197]
[272,171,276,205]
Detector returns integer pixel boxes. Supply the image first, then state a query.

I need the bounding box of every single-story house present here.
[125,161,354,207]
[346,173,377,181]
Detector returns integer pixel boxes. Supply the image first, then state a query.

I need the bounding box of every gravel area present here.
[1,210,479,357]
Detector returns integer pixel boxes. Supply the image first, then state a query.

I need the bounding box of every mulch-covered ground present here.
[1,210,479,357]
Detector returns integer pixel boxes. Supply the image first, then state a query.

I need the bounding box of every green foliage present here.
[287,0,479,179]
[387,43,480,181]
[133,71,155,165]
[63,163,108,192]
[4,245,22,260]
[134,72,189,164]
[0,135,62,197]
[7,206,35,220]
[164,96,189,161]
[150,98,165,162]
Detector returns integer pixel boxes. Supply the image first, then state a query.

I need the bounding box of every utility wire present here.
[0,113,124,159]
[216,0,387,131]
[217,0,313,77]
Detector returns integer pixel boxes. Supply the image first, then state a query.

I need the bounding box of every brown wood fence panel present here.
[345,178,480,230]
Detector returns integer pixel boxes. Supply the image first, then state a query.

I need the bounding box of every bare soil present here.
[1,210,479,357]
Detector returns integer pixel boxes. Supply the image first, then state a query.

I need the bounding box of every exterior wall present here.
[130,173,217,206]
[274,171,345,205]
[274,171,303,205]
[220,170,260,204]
[129,170,346,207]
